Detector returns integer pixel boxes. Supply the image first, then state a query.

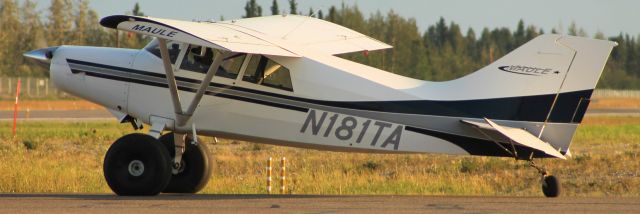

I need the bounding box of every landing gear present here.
[159,132,212,193]
[529,160,560,197]
[103,133,172,196]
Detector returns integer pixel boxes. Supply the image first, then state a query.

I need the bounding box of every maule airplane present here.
[24,14,616,197]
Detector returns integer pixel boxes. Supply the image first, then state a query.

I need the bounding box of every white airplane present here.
[24,14,616,197]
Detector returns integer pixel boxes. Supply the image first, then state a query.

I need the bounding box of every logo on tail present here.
[498,65,560,76]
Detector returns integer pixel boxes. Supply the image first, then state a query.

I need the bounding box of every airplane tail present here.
[433,34,617,157]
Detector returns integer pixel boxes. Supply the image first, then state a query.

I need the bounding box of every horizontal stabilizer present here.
[461,119,566,159]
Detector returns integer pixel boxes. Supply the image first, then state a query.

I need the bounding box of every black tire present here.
[159,132,212,193]
[542,175,561,197]
[103,133,172,196]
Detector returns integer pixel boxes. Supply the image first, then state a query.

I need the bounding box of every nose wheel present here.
[103,133,172,196]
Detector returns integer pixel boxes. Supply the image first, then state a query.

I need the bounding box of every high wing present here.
[219,15,392,55]
[100,15,391,56]
[100,15,300,57]
[461,118,567,159]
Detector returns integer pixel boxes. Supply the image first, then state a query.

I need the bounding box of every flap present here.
[462,119,566,159]
[100,15,300,57]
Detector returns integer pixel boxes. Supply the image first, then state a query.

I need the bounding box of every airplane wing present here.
[461,118,566,159]
[100,15,391,57]
[219,15,392,55]
[100,15,300,57]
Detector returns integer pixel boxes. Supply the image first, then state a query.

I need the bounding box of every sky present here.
[26,0,640,37]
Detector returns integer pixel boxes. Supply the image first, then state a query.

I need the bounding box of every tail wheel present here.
[103,133,172,196]
[159,132,212,193]
[542,175,561,197]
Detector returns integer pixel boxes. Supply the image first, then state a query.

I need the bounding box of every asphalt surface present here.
[0,194,638,213]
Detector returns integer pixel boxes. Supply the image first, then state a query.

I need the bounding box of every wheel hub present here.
[128,160,145,177]
[172,160,186,175]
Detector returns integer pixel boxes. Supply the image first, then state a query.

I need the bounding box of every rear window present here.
[242,55,293,91]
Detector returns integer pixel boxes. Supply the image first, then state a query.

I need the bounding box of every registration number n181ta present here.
[299,109,403,150]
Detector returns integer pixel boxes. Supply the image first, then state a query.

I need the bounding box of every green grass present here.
[1,117,639,196]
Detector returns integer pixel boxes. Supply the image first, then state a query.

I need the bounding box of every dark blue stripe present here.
[73,67,308,113]
[67,59,592,123]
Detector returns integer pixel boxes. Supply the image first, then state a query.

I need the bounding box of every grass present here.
[0,116,639,196]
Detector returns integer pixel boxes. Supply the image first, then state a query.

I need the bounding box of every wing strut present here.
[157,38,227,127]
[157,38,229,172]
[157,38,183,121]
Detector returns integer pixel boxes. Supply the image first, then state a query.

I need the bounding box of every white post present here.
[45,79,49,96]
[26,77,31,97]
[267,157,272,194]
[36,78,40,97]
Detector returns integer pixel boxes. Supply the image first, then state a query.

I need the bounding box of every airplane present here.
[23,14,617,197]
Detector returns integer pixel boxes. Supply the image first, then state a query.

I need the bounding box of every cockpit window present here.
[216,53,246,79]
[145,40,247,77]
[180,45,214,73]
[178,44,247,76]
[243,55,293,91]
[144,39,181,64]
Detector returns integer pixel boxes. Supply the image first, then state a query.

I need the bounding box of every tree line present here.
[1,0,638,89]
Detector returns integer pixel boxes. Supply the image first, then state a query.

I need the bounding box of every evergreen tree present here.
[514,19,525,46]
[270,0,279,15]
[123,2,148,48]
[288,0,297,15]
[243,0,262,18]
[327,6,337,22]
[132,2,144,16]
[73,0,89,45]
[48,0,73,46]
[0,0,20,75]
[568,21,578,36]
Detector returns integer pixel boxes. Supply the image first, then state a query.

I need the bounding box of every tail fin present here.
[437,35,616,156]
[432,35,616,122]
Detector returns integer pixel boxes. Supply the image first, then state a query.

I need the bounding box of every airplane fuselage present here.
[47,39,587,158]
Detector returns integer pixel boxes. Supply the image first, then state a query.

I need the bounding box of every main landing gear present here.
[529,159,560,197]
[103,132,212,196]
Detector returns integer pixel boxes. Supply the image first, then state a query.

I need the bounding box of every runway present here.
[0,194,638,213]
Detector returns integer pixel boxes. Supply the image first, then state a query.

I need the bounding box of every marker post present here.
[266,157,272,194]
[12,79,21,137]
[280,157,286,194]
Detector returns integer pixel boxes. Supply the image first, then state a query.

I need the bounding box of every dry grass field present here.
[0,115,638,197]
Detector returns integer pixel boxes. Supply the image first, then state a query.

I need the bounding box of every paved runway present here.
[0,194,638,213]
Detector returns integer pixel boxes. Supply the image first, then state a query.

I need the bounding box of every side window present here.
[144,39,181,64]
[180,45,214,73]
[242,55,293,91]
[215,53,246,79]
